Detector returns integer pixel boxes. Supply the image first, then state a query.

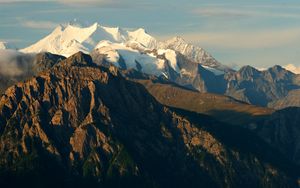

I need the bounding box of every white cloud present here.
[20,20,59,29]
[283,64,300,74]
[0,50,34,76]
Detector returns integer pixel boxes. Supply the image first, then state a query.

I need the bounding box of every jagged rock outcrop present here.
[0,52,298,187]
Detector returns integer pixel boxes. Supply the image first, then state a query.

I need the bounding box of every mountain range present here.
[20,22,231,73]
[0,52,299,187]
[1,21,300,187]
[11,22,298,109]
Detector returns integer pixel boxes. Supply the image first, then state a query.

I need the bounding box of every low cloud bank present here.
[0,49,35,77]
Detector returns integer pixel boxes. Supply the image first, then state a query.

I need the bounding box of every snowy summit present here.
[20,22,232,77]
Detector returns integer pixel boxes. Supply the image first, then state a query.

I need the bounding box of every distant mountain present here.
[0,52,298,187]
[91,47,227,93]
[224,65,300,106]
[159,36,232,72]
[20,22,235,93]
[20,22,232,74]
[21,22,157,57]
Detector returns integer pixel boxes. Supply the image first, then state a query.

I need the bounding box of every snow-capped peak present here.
[159,36,232,72]
[17,21,237,93]
[20,22,158,57]
[20,21,232,77]
[128,28,157,49]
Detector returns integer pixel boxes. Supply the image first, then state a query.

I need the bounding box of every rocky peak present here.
[61,51,95,67]
[269,65,285,72]
[266,65,290,75]
[264,65,294,81]
[33,52,65,73]
[239,65,258,73]
[238,65,260,78]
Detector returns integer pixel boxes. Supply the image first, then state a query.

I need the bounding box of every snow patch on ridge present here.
[202,65,225,75]
[94,41,165,76]
[158,49,179,72]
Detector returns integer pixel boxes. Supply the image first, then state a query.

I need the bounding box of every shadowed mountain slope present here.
[122,69,273,126]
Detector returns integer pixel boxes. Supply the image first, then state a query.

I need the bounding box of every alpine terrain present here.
[0,52,299,188]
[0,20,300,188]
[18,22,300,108]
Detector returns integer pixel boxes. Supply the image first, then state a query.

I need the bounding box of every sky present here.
[1,0,300,69]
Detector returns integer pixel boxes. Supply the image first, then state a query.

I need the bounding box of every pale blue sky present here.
[1,0,300,68]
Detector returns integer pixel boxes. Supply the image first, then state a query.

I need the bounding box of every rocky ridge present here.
[0,52,298,187]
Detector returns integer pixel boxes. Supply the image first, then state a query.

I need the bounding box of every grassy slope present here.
[136,79,273,125]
